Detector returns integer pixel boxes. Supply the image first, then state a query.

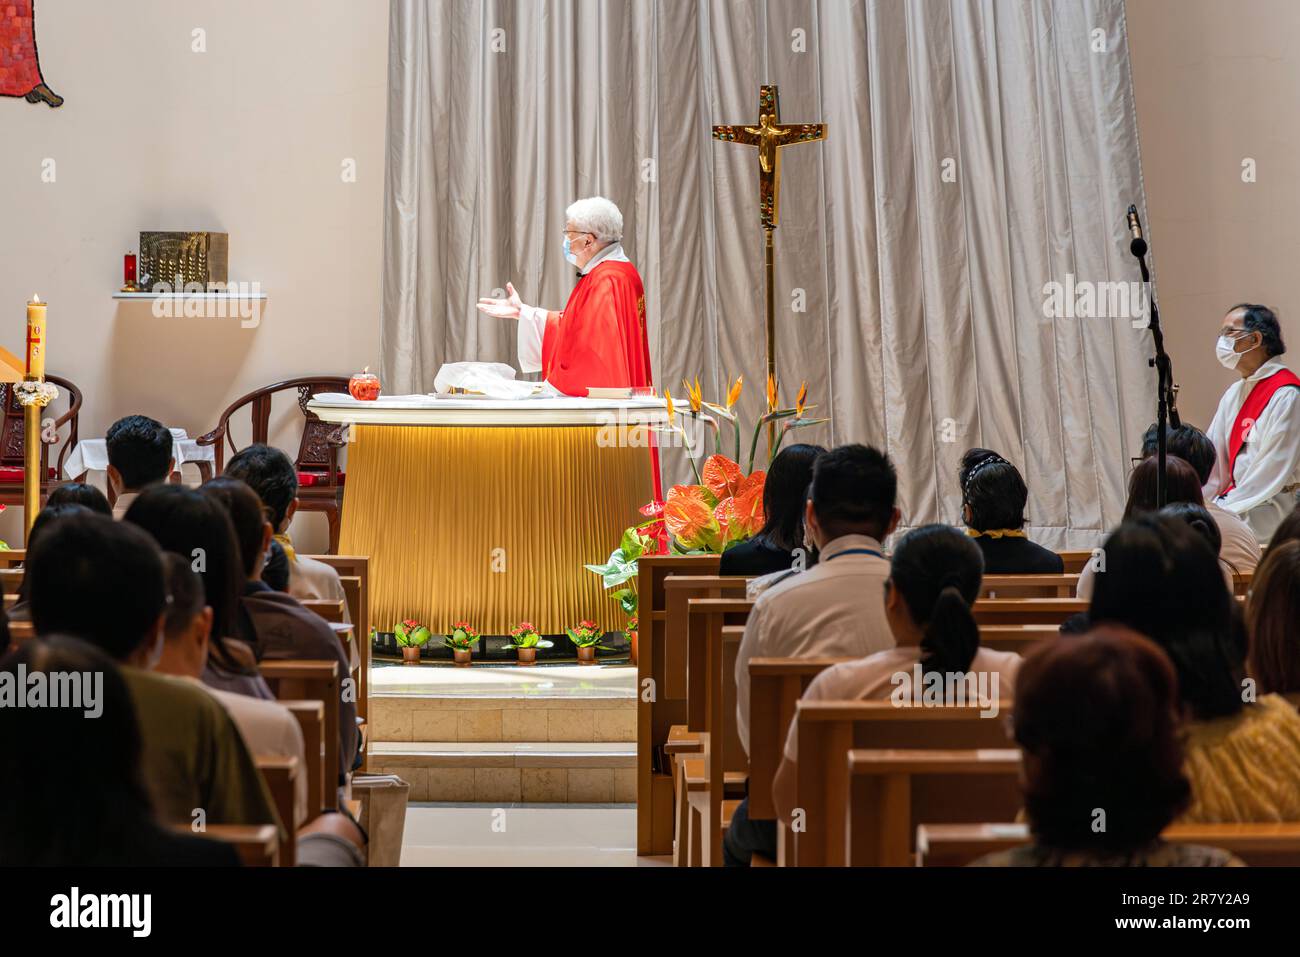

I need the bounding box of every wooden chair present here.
[790,701,1016,866]
[172,823,280,866]
[197,376,349,552]
[256,754,301,866]
[634,554,722,856]
[844,748,1022,865]
[917,821,1300,867]
[0,375,83,516]
[261,659,340,811]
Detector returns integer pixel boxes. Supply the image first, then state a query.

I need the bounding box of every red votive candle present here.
[124,251,137,286]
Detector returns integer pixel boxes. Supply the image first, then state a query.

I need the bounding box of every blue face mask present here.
[563,237,580,267]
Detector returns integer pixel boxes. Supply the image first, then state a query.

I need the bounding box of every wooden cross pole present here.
[713,85,825,452]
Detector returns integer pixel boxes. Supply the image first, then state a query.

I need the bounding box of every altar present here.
[308,393,667,638]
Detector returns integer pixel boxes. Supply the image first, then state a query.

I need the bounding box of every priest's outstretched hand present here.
[476,282,526,320]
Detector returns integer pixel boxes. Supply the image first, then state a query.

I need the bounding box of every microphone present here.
[1127,204,1148,257]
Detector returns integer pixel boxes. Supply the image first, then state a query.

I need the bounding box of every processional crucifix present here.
[712,85,826,407]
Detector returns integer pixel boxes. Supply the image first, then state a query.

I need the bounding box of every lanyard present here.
[824,547,883,561]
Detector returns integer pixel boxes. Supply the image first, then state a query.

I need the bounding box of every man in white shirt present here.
[1204,304,1300,542]
[105,415,174,519]
[1140,422,1260,574]
[724,444,899,866]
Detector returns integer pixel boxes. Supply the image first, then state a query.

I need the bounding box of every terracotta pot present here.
[629,632,638,666]
[401,645,422,664]
[516,647,537,666]
[577,645,597,665]
[453,648,472,667]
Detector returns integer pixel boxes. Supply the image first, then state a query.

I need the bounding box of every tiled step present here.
[370,693,636,744]
[369,741,636,803]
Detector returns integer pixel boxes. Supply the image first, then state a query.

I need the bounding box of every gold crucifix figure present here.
[713,85,826,450]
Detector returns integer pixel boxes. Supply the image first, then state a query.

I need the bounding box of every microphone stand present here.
[1127,204,1181,507]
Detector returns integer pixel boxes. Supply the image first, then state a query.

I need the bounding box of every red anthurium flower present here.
[664,484,721,551]
[702,454,745,500]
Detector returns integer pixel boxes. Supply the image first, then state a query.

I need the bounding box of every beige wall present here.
[1127,0,1300,436]
[0,0,387,549]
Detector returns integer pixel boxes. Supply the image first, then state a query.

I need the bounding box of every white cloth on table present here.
[63,428,216,481]
[432,362,549,400]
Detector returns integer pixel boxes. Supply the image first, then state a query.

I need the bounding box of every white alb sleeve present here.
[517,303,547,373]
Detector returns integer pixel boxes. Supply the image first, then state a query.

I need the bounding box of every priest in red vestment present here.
[476,196,653,398]
[0,1,62,107]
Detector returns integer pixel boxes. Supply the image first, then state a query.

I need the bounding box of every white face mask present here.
[563,237,579,267]
[1216,333,1257,370]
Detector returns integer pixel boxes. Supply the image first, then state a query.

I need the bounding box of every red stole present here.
[1221,368,1300,494]
[540,259,661,499]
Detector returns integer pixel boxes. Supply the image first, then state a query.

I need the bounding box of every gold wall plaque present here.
[139,231,229,291]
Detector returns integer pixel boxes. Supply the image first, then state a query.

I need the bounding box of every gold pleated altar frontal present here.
[339,423,654,635]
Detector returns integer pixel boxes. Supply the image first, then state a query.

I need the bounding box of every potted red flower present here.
[444,621,480,667]
[506,621,554,666]
[393,619,431,664]
[566,620,606,665]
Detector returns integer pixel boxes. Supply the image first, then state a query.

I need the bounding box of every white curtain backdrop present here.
[382,0,1156,548]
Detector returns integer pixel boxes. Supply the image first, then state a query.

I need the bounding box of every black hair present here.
[1158,502,1222,557]
[28,513,167,662]
[225,443,299,530]
[1230,303,1285,358]
[105,415,173,490]
[17,504,94,604]
[1088,513,1242,720]
[1122,455,1204,520]
[808,444,897,541]
[756,443,825,551]
[888,524,984,677]
[200,477,270,578]
[162,551,206,639]
[1139,423,1216,486]
[958,448,1028,531]
[0,636,158,865]
[122,484,244,671]
[45,482,112,516]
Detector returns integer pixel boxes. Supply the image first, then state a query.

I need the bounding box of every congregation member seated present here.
[1141,422,1260,572]
[26,512,280,831]
[1075,455,1209,600]
[201,477,359,780]
[957,448,1062,573]
[225,443,351,609]
[748,524,1021,866]
[725,444,899,865]
[9,503,95,622]
[0,636,241,866]
[1089,513,1300,822]
[972,626,1242,867]
[45,480,112,515]
[719,443,826,578]
[1245,540,1300,708]
[106,414,175,518]
[124,484,273,700]
[154,552,309,826]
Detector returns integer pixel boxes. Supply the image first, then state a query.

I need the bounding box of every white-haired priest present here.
[477,196,653,398]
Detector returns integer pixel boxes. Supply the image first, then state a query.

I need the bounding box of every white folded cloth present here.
[433,362,544,400]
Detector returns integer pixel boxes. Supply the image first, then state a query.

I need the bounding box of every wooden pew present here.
[791,701,1016,866]
[261,659,340,811]
[681,621,748,866]
[972,597,1086,626]
[281,699,325,822]
[980,574,1076,599]
[8,620,34,648]
[0,549,25,569]
[172,823,280,866]
[917,821,1300,867]
[844,748,1021,865]
[1057,550,1093,575]
[256,754,300,866]
[977,624,1058,655]
[663,575,750,700]
[302,555,371,759]
[302,598,346,623]
[0,567,22,596]
[635,553,721,856]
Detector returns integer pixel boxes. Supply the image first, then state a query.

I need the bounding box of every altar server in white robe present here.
[1204,304,1300,542]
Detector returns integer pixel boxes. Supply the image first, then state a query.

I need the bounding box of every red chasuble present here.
[1221,367,1300,495]
[0,2,44,97]
[541,260,652,398]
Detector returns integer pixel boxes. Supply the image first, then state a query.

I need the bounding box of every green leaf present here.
[619,527,645,562]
